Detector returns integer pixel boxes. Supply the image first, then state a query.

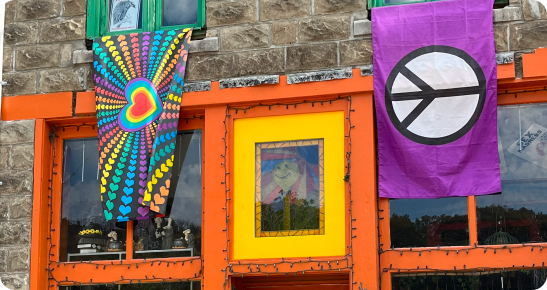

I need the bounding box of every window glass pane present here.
[108,0,143,32]
[256,139,324,237]
[477,104,547,245]
[162,0,198,27]
[66,281,201,290]
[392,270,547,290]
[61,138,127,262]
[390,198,469,248]
[133,131,202,258]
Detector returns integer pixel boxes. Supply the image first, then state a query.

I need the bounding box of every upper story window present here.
[368,0,508,9]
[86,0,205,38]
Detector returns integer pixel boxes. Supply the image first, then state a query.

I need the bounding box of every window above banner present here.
[86,0,205,39]
[368,0,508,9]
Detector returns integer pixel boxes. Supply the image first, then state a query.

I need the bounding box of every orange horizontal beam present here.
[497,62,515,80]
[498,90,547,106]
[51,259,202,285]
[75,69,373,116]
[1,92,73,121]
[380,245,547,272]
[10,63,547,121]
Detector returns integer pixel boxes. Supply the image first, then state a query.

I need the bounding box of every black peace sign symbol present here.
[385,45,487,146]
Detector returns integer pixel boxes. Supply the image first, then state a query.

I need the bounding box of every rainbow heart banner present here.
[93,28,192,222]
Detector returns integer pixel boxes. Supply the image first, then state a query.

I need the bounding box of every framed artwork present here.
[234,111,345,260]
[255,139,325,237]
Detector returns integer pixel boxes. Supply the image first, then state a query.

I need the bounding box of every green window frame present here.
[368,0,508,9]
[86,0,205,39]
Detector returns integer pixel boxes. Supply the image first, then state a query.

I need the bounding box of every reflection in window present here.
[389,198,469,248]
[162,0,198,27]
[477,104,547,245]
[66,281,200,290]
[61,138,127,262]
[133,131,202,259]
[256,139,325,237]
[392,269,547,290]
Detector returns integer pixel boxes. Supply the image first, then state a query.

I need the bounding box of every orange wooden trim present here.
[467,196,478,246]
[497,63,515,80]
[30,119,52,290]
[378,198,390,252]
[75,91,96,116]
[498,90,547,106]
[380,244,547,272]
[52,261,202,285]
[350,93,379,290]
[203,106,230,290]
[46,122,206,287]
[1,92,73,121]
[523,48,547,78]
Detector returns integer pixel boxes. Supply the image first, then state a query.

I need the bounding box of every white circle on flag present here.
[385,45,486,145]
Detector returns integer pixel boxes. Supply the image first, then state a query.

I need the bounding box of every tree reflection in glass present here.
[477,104,547,245]
[133,130,202,259]
[61,138,127,262]
[389,198,469,248]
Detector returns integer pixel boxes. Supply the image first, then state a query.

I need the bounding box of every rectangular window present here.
[60,131,202,261]
[389,197,469,248]
[87,0,205,38]
[477,104,547,245]
[133,130,202,259]
[255,139,325,237]
[61,138,127,262]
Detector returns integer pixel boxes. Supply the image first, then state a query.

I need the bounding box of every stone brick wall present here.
[3,0,88,96]
[2,0,547,94]
[0,120,34,290]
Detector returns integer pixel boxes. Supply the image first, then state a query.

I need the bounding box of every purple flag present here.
[372,0,501,198]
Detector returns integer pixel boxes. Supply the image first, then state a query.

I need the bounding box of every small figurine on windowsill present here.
[135,238,145,251]
[161,218,174,250]
[172,237,187,249]
[107,231,123,252]
[183,229,195,249]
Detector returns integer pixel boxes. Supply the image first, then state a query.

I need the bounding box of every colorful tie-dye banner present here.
[93,28,192,222]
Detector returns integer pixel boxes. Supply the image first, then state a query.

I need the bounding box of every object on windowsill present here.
[106,231,123,252]
[183,229,195,249]
[135,238,145,251]
[77,226,106,253]
[172,237,187,249]
[162,218,174,249]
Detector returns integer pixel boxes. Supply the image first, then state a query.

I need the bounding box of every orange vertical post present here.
[350,93,379,290]
[203,106,230,290]
[30,119,52,290]
[468,196,478,246]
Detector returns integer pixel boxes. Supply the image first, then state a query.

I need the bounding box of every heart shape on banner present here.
[118,78,163,132]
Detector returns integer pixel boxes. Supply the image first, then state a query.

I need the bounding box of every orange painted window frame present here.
[378,90,547,290]
[37,117,205,289]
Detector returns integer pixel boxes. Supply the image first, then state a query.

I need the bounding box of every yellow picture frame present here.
[233,111,346,260]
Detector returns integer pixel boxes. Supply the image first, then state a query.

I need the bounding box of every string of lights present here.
[45,124,204,288]
[380,243,547,255]
[220,96,355,289]
[383,264,547,276]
